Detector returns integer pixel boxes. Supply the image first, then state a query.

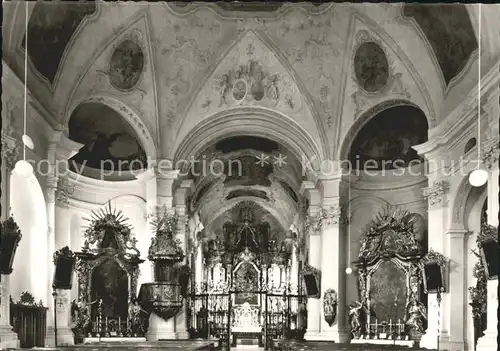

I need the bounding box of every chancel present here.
[1,2,499,351]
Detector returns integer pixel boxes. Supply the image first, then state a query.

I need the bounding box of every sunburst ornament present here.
[81,203,132,251]
[147,205,178,234]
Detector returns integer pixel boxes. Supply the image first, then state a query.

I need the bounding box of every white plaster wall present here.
[9,172,48,304]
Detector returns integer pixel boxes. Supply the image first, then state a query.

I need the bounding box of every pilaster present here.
[439,229,469,351]
[52,289,74,346]
[476,130,499,350]
[173,180,194,340]
[420,179,450,350]
[0,135,20,348]
[0,275,19,348]
[44,175,58,347]
[301,181,322,340]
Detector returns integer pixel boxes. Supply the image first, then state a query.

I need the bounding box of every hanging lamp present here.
[469,4,487,187]
[14,2,34,177]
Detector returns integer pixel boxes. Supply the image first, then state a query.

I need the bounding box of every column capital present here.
[55,175,75,207]
[422,180,449,207]
[1,135,20,172]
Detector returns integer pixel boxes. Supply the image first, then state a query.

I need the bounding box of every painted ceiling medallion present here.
[109,39,144,90]
[354,41,389,93]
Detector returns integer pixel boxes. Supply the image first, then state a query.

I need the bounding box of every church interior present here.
[1,2,499,351]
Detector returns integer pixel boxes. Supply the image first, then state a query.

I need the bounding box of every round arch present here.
[450,174,487,229]
[337,99,429,161]
[173,107,325,179]
[9,171,48,304]
[65,95,157,161]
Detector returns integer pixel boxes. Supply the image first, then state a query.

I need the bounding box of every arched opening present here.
[464,137,477,155]
[347,105,428,171]
[185,134,305,343]
[9,172,48,304]
[68,102,148,180]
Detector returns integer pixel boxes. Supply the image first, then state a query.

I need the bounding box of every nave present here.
[1,2,499,351]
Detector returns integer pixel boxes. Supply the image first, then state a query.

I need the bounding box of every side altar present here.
[71,205,146,342]
[349,209,428,347]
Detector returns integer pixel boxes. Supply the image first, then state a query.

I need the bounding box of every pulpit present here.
[73,204,144,340]
[138,206,190,341]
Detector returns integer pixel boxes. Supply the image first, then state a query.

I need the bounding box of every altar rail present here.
[10,303,47,348]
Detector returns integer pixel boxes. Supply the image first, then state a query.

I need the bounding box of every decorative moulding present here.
[422,180,449,207]
[481,140,499,169]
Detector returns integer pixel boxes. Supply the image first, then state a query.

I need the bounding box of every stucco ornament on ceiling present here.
[109,38,145,91]
[350,30,411,118]
[158,12,223,126]
[196,32,302,115]
[274,8,342,128]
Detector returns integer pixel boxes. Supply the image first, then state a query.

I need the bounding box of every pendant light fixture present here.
[14,2,34,177]
[469,4,488,187]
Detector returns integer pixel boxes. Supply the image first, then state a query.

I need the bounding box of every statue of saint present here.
[128,298,146,336]
[348,300,367,338]
[405,294,427,337]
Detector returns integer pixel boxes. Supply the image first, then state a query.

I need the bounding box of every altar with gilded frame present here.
[73,205,145,339]
[350,209,427,347]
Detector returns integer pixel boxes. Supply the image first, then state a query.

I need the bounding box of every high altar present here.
[187,206,307,347]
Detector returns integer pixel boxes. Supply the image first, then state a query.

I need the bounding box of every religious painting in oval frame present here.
[354,41,389,93]
[109,39,144,91]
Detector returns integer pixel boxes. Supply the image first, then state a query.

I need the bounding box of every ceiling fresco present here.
[354,41,390,93]
[403,4,477,86]
[23,1,97,84]
[109,39,145,90]
[68,103,147,173]
[348,105,428,170]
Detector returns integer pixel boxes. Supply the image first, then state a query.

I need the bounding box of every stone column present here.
[420,180,449,350]
[173,180,194,340]
[301,181,322,340]
[0,135,20,348]
[477,137,499,351]
[316,178,348,342]
[144,166,180,341]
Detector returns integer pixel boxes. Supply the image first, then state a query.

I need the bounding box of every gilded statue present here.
[405,293,427,339]
[348,300,368,338]
[128,298,147,336]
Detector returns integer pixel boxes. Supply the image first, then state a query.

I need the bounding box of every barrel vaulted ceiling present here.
[3,2,498,160]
